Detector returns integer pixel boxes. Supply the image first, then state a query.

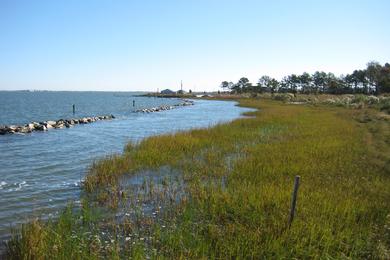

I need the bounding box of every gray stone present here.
[19,127,31,133]
[26,123,35,130]
[8,125,18,131]
[35,125,47,131]
[0,128,7,135]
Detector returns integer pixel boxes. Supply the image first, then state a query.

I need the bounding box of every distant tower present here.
[181,80,183,91]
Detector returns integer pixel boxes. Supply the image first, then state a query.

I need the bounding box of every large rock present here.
[26,123,35,131]
[46,121,57,126]
[64,122,73,128]
[0,126,7,135]
[19,127,32,133]
[34,124,47,131]
[8,125,18,131]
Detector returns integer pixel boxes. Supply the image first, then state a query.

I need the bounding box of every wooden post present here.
[72,104,75,114]
[133,100,135,107]
[288,175,300,228]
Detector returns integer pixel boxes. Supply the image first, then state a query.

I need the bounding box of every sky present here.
[0,0,389,92]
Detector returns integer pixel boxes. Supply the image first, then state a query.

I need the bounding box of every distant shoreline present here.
[137,92,197,98]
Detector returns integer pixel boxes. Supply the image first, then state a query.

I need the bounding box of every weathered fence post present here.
[288,175,300,228]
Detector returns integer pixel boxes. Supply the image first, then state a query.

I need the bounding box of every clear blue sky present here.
[0,0,389,91]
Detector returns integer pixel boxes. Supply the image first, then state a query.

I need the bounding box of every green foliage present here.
[225,61,390,94]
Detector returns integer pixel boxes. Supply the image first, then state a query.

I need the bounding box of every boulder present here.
[26,123,35,130]
[8,125,18,131]
[19,127,31,133]
[35,124,47,131]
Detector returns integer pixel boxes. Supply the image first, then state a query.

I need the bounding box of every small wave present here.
[0,181,7,189]
[51,180,82,189]
[3,181,30,192]
[13,181,29,191]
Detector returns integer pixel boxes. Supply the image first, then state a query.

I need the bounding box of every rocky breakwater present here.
[135,99,194,113]
[0,115,115,135]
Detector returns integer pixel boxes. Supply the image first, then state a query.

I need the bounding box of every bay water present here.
[0,91,252,245]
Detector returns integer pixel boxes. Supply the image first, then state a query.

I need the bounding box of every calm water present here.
[0,91,252,245]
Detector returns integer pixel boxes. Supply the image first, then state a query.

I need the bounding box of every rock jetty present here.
[135,100,194,113]
[0,115,115,135]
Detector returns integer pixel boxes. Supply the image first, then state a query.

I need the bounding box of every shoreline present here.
[3,97,390,258]
[0,98,248,253]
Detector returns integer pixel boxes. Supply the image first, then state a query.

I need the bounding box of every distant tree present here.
[238,77,249,86]
[258,76,272,92]
[231,77,250,93]
[345,71,359,93]
[378,63,390,93]
[220,60,390,95]
[312,71,327,93]
[366,61,382,94]
[258,76,279,93]
[189,89,192,93]
[220,81,230,91]
[299,72,312,93]
[238,77,250,88]
[269,78,279,93]
[279,77,290,93]
[326,73,345,94]
[285,74,299,93]
[355,70,368,94]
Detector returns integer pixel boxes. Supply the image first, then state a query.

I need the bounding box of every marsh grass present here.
[6,99,390,259]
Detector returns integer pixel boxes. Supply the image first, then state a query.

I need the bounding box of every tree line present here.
[220,61,390,95]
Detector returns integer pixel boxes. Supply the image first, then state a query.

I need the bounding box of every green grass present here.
[6,99,390,259]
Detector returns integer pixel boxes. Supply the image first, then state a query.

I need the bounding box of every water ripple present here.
[0,93,255,245]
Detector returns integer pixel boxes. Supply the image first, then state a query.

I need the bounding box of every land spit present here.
[0,115,115,135]
[135,99,194,113]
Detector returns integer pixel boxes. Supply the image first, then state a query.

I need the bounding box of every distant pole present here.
[288,175,300,228]
[72,104,75,114]
[133,100,135,107]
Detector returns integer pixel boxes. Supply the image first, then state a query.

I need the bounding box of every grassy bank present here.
[5,98,390,259]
